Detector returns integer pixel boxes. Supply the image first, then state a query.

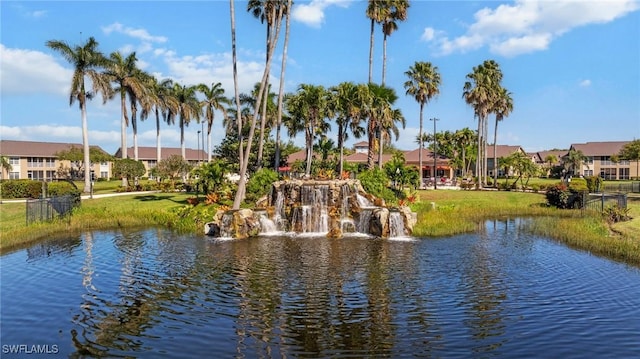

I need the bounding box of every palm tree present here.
[274,0,293,172]
[103,52,147,165]
[380,0,410,86]
[247,0,288,170]
[565,149,588,177]
[463,60,503,187]
[492,86,513,186]
[404,61,441,185]
[618,139,640,179]
[197,82,230,162]
[173,83,202,160]
[544,154,558,178]
[45,37,112,193]
[285,84,330,176]
[142,77,179,166]
[365,83,399,169]
[366,0,389,83]
[455,127,476,177]
[329,82,368,174]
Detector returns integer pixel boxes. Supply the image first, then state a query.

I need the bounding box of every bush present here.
[603,204,631,224]
[568,178,588,193]
[245,168,279,204]
[0,180,44,199]
[545,183,584,209]
[584,176,602,192]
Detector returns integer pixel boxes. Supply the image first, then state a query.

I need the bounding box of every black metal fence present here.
[26,195,79,225]
[582,192,628,214]
[601,182,640,193]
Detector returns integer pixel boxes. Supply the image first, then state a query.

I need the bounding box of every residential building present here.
[486,145,529,177]
[114,146,207,178]
[532,150,568,177]
[569,141,639,180]
[353,141,369,154]
[403,148,452,181]
[0,140,111,181]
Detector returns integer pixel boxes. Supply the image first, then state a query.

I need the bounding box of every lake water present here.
[1,218,639,358]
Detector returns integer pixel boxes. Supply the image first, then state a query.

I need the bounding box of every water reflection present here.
[1,220,640,358]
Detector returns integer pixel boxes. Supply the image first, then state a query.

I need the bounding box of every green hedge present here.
[0,180,80,199]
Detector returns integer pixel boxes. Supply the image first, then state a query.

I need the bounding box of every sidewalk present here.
[1,191,161,203]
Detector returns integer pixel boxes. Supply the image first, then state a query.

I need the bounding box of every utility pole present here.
[430,118,439,190]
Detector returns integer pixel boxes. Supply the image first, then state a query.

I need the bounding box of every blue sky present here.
[1,0,639,156]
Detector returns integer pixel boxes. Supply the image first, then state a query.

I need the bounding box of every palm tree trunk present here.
[230,0,245,209]
[484,114,489,187]
[81,101,91,194]
[382,33,387,86]
[418,103,424,186]
[368,18,374,83]
[180,118,186,160]
[207,128,212,162]
[367,119,375,169]
[476,114,482,188]
[493,117,499,187]
[156,110,161,179]
[133,119,139,161]
[257,27,271,170]
[120,94,128,187]
[274,0,291,172]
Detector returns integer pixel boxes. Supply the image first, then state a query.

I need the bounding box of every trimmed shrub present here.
[568,178,588,193]
[0,180,44,199]
[246,168,279,204]
[584,176,602,193]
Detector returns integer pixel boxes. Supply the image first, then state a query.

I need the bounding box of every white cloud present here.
[292,0,353,28]
[0,44,70,95]
[421,27,436,41]
[101,22,168,43]
[579,79,592,87]
[430,0,639,57]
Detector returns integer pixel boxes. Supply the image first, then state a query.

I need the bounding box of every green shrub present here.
[245,168,278,204]
[568,178,588,192]
[546,183,583,209]
[603,204,631,224]
[358,168,389,198]
[0,180,44,198]
[584,176,602,192]
[47,181,81,197]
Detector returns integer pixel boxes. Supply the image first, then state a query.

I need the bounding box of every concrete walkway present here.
[1,191,161,204]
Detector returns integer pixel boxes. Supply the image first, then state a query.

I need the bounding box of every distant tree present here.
[112,159,146,185]
[56,146,113,179]
[156,155,192,189]
[544,154,558,178]
[618,139,640,179]
[0,155,12,178]
[565,149,588,177]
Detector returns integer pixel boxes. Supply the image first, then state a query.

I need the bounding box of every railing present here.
[582,192,627,214]
[601,182,640,194]
[26,195,79,225]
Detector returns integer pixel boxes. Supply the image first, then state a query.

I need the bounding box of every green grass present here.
[411,189,640,266]
[0,192,195,253]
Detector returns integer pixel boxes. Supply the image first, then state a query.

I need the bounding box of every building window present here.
[600,168,616,180]
[100,171,108,178]
[27,170,44,180]
[9,171,19,179]
[147,160,157,168]
[583,169,593,177]
[100,161,108,166]
[585,156,594,164]
[619,168,630,180]
[9,157,20,165]
[45,158,56,167]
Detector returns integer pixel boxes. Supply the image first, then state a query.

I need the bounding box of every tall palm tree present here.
[247,0,288,170]
[404,61,441,185]
[492,86,513,186]
[463,60,503,187]
[329,82,368,174]
[0,155,12,179]
[141,77,179,166]
[274,0,293,172]
[565,149,588,177]
[366,0,389,83]
[173,83,202,160]
[45,37,112,193]
[285,84,330,176]
[197,82,230,162]
[380,0,409,86]
[455,127,476,177]
[103,51,147,165]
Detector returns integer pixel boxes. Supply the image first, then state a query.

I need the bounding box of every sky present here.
[1,0,639,156]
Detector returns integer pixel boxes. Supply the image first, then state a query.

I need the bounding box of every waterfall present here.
[356,193,374,207]
[292,185,329,234]
[219,212,235,238]
[356,208,373,234]
[389,211,407,238]
[273,190,286,231]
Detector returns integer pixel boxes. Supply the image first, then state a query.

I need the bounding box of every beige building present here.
[0,140,112,181]
[569,141,639,180]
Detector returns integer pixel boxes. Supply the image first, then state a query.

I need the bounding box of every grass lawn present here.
[0,192,195,253]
